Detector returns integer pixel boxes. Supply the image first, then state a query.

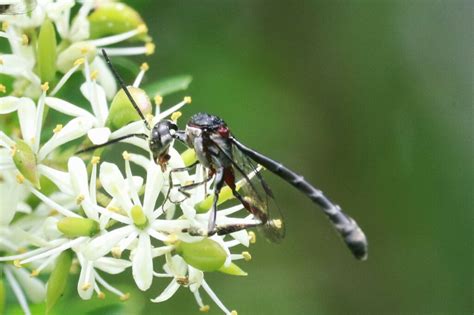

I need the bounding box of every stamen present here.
[171,111,182,122]
[0,239,65,262]
[201,280,232,315]
[41,82,49,92]
[50,62,82,96]
[145,43,155,55]
[31,252,60,277]
[2,22,9,31]
[154,95,163,106]
[90,70,99,81]
[242,251,252,261]
[90,159,99,205]
[21,34,29,46]
[200,305,210,313]
[89,25,148,47]
[16,174,25,184]
[4,267,32,315]
[53,124,63,134]
[133,63,149,87]
[103,45,154,56]
[20,237,86,265]
[95,271,127,298]
[91,156,101,165]
[0,84,6,93]
[248,231,256,244]
[157,98,191,121]
[76,194,85,204]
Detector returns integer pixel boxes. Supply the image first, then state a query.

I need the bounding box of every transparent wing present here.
[0,0,36,15]
[230,143,286,243]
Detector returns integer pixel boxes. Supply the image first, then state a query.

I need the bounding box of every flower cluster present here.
[0,1,254,314]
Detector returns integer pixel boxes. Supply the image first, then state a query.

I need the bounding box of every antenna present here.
[101,49,151,129]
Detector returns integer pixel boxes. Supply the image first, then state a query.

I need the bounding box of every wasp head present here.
[149,120,178,167]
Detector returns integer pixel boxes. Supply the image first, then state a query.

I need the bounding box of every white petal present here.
[188,266,204,292]
[11,267,46,303]
[143,163,164,216]
[87,127,111,145]
[99,162,133,212]
[91,57,117,100]
[17,97,37,147]
[0,54,33,76]
[0,179,21,225]
[77,258,94,300]
[38,164,73,195]
[45,97,95,119]
[80,82,108,126]
[230,230,250,247]
[169,254,187,277]
[110,120,146,139]
[132,233,153,291]
[38,116,93,160]
[94,257,132,274]
[0,96,20,114]
[83,226,133,261]
[68,157,89,196]
[151,279,180,303]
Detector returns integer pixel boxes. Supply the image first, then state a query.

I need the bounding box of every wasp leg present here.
[162,161,199,209]
[208,167,224,234]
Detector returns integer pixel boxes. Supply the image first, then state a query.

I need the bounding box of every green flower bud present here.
[12,140,40,189]
[89,3,149,42]
[56,42,96,73]
[57,217,100,237]
[219,262,248,276]
[175,239,226,272]
[131,205,148,229]
[181,148,197,167]
[46,250,73,314]
[195,186,234,213]
[107,87,152,130]
[37,19,57,83]
[0,279,5,315]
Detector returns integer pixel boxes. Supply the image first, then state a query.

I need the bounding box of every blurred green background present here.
[9,0,472,314]
[126,1,473,314]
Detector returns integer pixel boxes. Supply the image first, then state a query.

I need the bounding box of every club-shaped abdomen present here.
[231,138,368,260]
[316,195,368,260]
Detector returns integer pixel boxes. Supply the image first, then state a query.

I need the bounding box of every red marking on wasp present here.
[217,125,230,138]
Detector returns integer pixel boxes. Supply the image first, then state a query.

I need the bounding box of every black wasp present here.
[80,49,368,260]
[0,0,36,15]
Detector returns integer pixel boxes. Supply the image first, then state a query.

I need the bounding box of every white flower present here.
[0,86,93,182]
[82,157,169,291]
[152,253,237,315]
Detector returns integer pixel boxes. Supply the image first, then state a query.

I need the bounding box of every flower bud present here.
[107,87,152,130]
[0,279,4,315]
[57,217,100,237]
[181,148,197,167]
[56,42,96,73]
[219,262,248,276]
[195,186,234,213]
[12,140,40,189]
[37,19,57,83]
[89,3,149,42]
[46,250,73,314]
[175,239,226,272]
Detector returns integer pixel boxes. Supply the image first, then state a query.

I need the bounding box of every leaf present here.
[143,75,192,97]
